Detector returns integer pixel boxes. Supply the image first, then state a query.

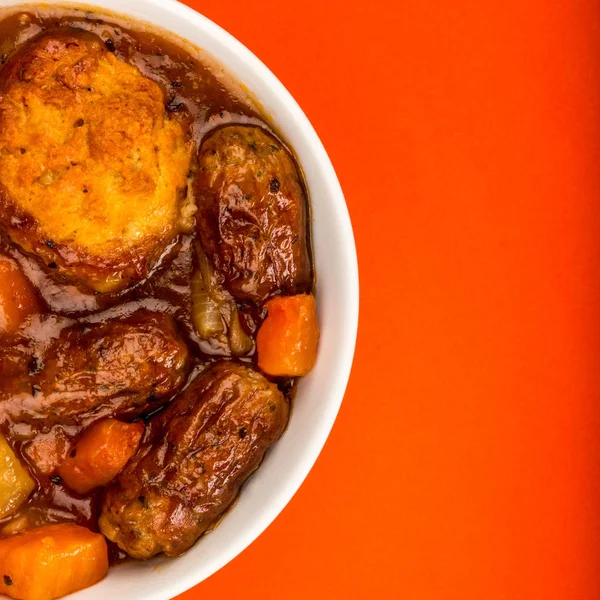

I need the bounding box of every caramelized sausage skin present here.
[194,125,311,304]
[99,361,289,559]
[0,310,190,429]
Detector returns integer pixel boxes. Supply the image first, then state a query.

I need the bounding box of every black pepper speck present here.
[28,355,43,376]
[166,100,185,113]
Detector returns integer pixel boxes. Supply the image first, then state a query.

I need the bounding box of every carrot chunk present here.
[58,419,144,494]
[0,523,108,600]
[0,257,40,335]
[257,294,320,377]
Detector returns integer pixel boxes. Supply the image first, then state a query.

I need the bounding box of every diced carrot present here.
[58,419,144,494]
[0,257,40,335]
[257,293,320,377]
[0,523,108,600]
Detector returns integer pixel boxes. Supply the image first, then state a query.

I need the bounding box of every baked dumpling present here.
[0,28,193,292]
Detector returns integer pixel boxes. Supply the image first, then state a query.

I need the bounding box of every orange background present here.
[178,1,600,598]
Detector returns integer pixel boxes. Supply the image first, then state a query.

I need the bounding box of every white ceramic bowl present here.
[0,1,359,598]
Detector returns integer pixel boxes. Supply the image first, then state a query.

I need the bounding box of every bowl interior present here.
[0,1,359,598]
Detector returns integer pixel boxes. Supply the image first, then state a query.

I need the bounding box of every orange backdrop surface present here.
[177,1,600,598]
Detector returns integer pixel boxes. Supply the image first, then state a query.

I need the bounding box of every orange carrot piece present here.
[257,294,320,377]
[58,419,144,494]
[0,257,40,335]
[0,523,108,600]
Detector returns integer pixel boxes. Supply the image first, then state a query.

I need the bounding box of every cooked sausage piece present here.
[0,28,193,293]
[99,361,289,559]
[194,125,311,304]
[0,310,190,428]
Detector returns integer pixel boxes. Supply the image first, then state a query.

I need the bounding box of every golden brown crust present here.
[0,28,193,292]
[99,361,289,559]
[194,125,311,304]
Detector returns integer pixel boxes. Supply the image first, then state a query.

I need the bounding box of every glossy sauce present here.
[0,6,303,564]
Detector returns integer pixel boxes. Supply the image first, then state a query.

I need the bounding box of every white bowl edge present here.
[0,1,360,598]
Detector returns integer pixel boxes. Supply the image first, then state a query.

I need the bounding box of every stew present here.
[0,5,319,599]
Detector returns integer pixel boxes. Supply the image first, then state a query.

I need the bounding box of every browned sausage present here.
[0,310,190,429]
[194,125,311,304]
[99,361,289,558]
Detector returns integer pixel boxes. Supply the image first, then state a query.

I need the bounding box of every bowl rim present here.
[0,0,359,597]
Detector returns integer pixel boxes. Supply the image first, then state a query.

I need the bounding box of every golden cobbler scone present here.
[0,28,193,293]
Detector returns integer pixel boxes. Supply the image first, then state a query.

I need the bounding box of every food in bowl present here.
[0,6,319,599]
